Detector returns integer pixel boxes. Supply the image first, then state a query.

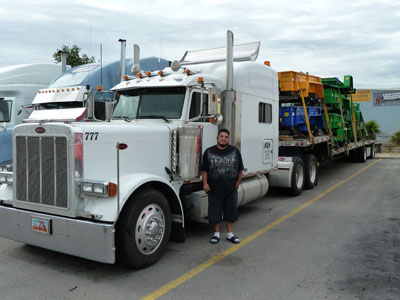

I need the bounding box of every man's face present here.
[217,132,229,148]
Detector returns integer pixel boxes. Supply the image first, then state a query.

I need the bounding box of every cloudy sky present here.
[1,0,399,89]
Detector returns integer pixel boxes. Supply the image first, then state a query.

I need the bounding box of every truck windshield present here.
[0,100,12,122]
[113,87,186,120]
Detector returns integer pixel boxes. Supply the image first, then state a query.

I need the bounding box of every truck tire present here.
[116,189,171,269]
[287,157,305,196]
[303,154,318,189]
[368,144,375,159]
[358,146,367,163]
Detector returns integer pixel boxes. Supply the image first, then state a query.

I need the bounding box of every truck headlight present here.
[0,172,13,185]
[81,180,117,197]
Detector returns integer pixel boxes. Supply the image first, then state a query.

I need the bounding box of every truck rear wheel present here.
[358,146,367,163]
[288,157,305,196]
[368,144,375,159]
[116,189,171,269]
[303,154,318,189]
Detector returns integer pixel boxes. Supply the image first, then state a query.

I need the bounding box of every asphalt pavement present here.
[0,158,399,300]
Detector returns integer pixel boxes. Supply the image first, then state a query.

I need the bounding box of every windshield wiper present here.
[113,116,133,122]
[138,115,170,123]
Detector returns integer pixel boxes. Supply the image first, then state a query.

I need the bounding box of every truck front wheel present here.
[288,157,305,196]
[116,189,171,269]
[304,154,318,189]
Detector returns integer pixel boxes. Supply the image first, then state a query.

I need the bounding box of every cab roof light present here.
[184,69,191,75]
[97,86,103,91]
[264,61,271,66]
[122,75,128,80]
[197,77,204,84]
[145,71,151,77]
[158,70,163,76]
[136,72,143,78]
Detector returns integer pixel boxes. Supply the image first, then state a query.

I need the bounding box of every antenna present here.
[100,43,103,87]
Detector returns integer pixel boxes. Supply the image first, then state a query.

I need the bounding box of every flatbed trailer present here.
[269,71,375,195]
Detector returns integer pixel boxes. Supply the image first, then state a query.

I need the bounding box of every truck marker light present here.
[197,77,204,83]
[136,73,142,78]
[67,88,70,92]
[118,143,128,150]
[122,75,128,80]
[57,90,60,92]
[184,69,191,75]
[108,182,117,197]
[72,88,75,91]
[264,61,271,66]
[61,89,64,92]
[97,86,103,91]
[35,127,45,134]
[158,70,163,76]
[145,71,151,76]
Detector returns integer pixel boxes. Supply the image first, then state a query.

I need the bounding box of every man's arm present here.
[235,170,243,190]
[203,171,210,193]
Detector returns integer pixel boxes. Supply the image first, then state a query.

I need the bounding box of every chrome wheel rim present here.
[295,164,304,189]
[309,160,317,183]
[135,204,165,255]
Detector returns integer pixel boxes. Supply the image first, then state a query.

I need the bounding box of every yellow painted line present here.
[141,159,382,300]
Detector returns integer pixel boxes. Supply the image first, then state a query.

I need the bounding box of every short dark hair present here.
[218,128,230,136]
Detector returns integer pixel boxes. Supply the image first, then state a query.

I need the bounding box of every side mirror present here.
[208,87,219,115]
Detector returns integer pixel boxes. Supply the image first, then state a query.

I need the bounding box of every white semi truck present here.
[0,31,277,268]
[0,63,65,167]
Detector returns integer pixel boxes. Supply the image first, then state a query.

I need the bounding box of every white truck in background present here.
[0,63,65,168]
[0,31,278,268]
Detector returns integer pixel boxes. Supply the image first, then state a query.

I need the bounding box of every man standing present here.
[202,129,244,244]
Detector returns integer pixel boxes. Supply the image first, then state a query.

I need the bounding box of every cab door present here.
[187,89,218,154]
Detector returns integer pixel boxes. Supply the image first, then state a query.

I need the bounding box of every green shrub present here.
[365,120,380,139]
[390,130,400,145]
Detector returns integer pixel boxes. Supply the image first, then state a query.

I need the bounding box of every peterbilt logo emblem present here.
[35,127,45,134]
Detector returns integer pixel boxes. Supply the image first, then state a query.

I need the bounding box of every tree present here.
[390,130,400,145]
[53,45,95,68]
[365,120,380,139]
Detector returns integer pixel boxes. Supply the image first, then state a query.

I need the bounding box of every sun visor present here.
[179,42,260,65]
[33,86,87,104]
[26,107,87,122]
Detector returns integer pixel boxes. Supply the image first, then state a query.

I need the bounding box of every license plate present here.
[32,217,52,235]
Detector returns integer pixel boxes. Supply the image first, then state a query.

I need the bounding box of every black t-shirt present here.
[202,145,244,196]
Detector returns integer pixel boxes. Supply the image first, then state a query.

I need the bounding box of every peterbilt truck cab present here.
[0,31,279,268]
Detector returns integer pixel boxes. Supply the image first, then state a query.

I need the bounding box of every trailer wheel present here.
[288,157,305,196]
[368,144,375,159]
[358,146,367,163]
[116,189,171,269]
[303,154,318,189]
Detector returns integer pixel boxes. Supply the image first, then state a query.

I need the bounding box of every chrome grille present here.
[16,136,69,208]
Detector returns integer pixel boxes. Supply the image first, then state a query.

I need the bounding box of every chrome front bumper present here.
[0,205,115,264]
